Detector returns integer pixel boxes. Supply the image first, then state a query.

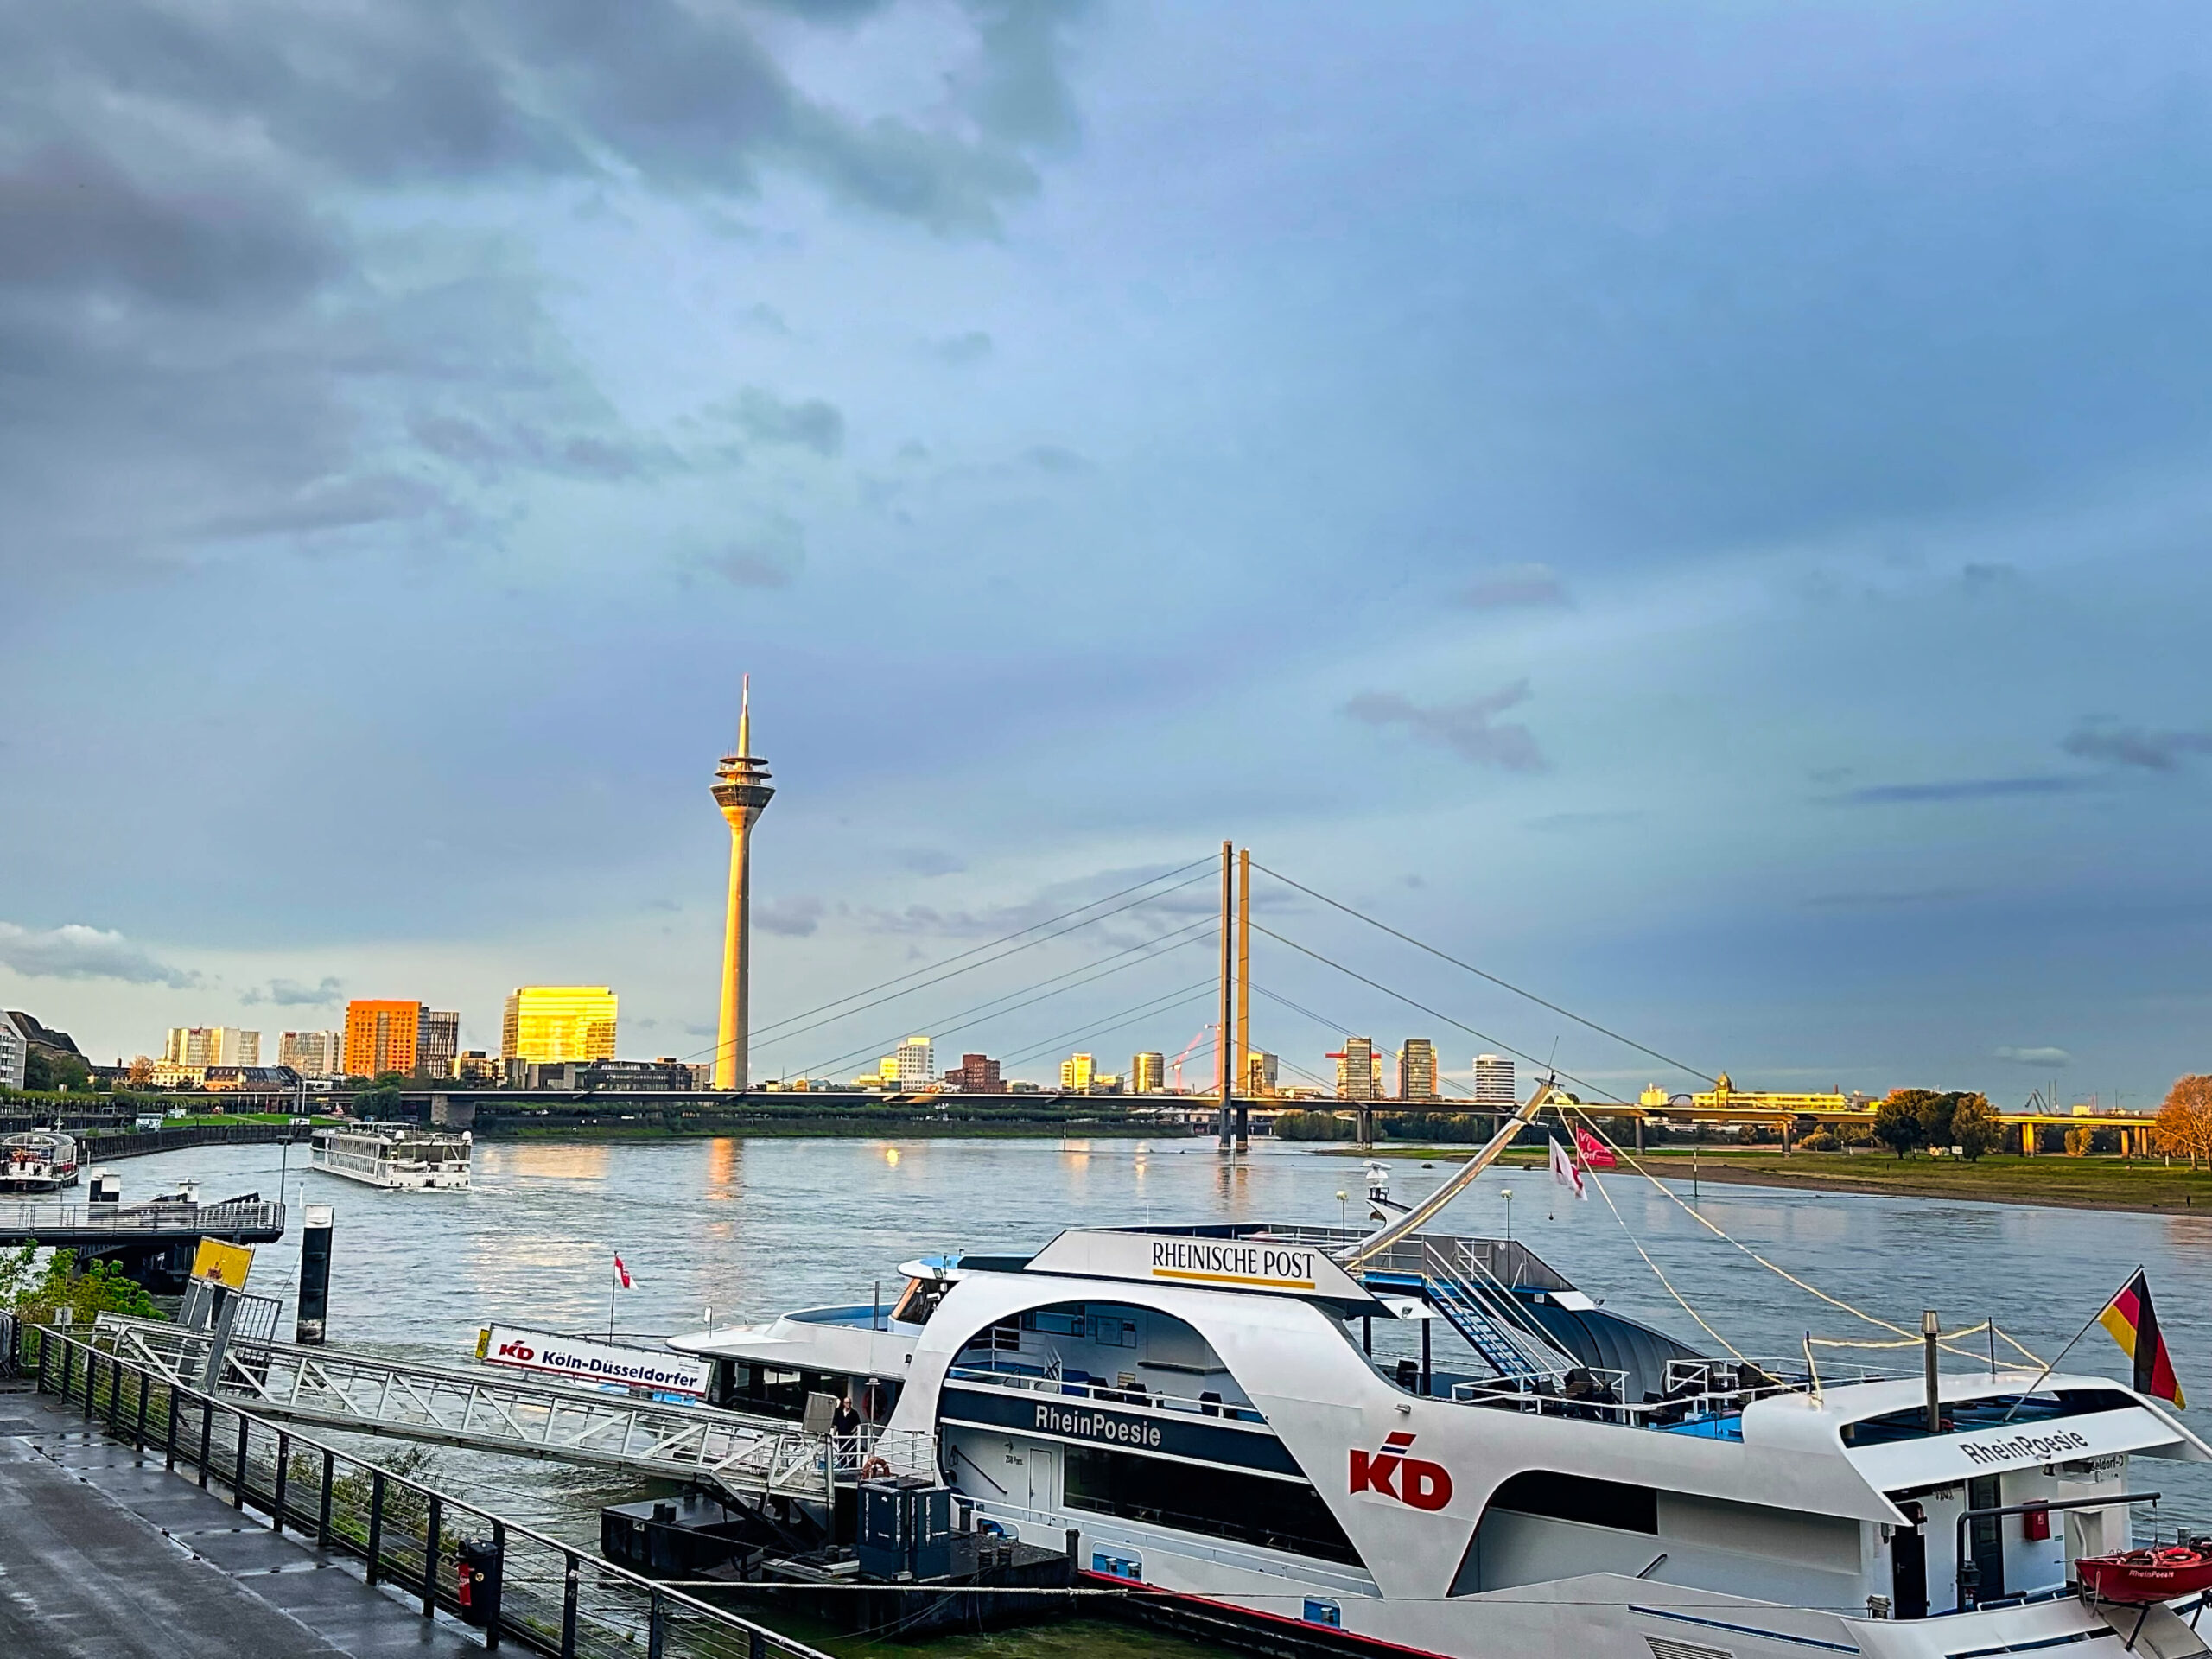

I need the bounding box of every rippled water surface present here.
[107,1135,2212,1647]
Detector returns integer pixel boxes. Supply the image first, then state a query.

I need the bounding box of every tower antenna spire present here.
[738,673,751,757]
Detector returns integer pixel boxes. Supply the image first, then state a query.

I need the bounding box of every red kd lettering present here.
[1400,1459,1453,1511]
[1349,1450,1402,1498]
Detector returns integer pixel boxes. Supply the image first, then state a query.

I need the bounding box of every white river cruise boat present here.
[309,1123,471,1191]
[670,1110,2211,1659]
[0,1129,80,1192]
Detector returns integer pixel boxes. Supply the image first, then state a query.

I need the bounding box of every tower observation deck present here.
[712,677,774,1090]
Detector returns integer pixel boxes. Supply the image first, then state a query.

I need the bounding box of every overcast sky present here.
[4,1,2209,1107]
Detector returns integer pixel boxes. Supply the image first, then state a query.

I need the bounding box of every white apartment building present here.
[277,1030,343,1077]
[165,1027,261,1066]
[0,1013,23,1092]
[893,1036,935,1091]
[1472,1052,1516,1106]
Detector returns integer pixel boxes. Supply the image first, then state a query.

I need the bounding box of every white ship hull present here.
[673,1224,2212,1659]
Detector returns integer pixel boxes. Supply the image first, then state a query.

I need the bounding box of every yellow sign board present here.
[190,1238,255,1289]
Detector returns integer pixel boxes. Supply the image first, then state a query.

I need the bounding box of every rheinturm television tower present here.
[711,676,775,1090]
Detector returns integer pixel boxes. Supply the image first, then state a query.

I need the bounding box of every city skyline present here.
[5,8,2209,1107]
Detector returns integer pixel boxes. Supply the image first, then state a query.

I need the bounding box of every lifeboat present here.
[2077,1546,2212,1604]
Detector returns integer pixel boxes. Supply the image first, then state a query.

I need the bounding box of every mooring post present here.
[273,1432,289,1535]
[366,1472,385,1585]
[296,1205,334,1344]
[423,1495,442,1618]
[232,1414,249,1510]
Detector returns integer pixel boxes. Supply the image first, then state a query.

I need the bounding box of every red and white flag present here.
[613,1254,636,1290]
[1548,1137,1587,1200]
[1572,1124,1618,1169]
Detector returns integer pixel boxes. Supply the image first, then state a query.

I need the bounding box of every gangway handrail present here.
[92,1314,893,1502]
[22,1323,836,1659]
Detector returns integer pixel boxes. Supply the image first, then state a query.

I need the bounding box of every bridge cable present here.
[1249,861,1720,1085]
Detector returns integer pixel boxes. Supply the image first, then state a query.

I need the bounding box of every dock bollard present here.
[296,1205,334,1345]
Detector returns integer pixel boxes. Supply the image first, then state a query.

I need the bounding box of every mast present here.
[1217,839,1235,1148]
[1236,846,1251,1147]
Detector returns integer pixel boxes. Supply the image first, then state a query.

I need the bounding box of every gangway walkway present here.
[91,1315,927,1504]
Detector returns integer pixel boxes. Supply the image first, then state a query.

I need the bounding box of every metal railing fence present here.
[13,1322,832,1659]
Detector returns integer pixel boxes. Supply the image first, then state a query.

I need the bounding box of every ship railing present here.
[1450,1358,1828,1427]
[946,1363,1269,1425]
[1261,1224,1574,1292]
[10,1322,835,1659]
[0,1198,286,1236]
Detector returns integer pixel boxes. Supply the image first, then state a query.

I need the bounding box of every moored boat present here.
[0,1129,80,1192]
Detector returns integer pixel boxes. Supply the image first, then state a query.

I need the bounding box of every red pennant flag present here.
[2099,1269,2183,1408]
[1572,1124,1618,1169]
[613,1254,635,1291]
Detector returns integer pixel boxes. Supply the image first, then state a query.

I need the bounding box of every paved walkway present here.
[0,1383,480,1658]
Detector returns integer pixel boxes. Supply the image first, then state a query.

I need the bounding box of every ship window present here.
[1090,1315,1136,1348]
[1063,1445,1363,1567]
[1486,1471,1657,1534]
[1022,1310,1083,1338]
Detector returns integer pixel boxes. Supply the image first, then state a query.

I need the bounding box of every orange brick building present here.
[342,1000,425,1077]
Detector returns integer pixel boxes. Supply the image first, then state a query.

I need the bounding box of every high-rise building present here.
[344,1001,426,1077]
[1397,1039,1438,1103]
[894,1037,934,1091]
[501,988,618,1064]
[945,1053,1004,1094]
[277,1030,343,1077]
[453,1051,502,1084]
[1332,1037,1381,1102]
[1473,1053,1517,1106]
[419,1010,461,1078]
[1129,1052,1166,1095]
[0,1013,23,1092]
[1242,1051,1278,1097]
[710,677,775,1090]
[165,1027,260,1066]
[1059,1052,1097,1093]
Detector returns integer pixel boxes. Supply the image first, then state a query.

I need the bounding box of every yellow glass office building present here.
[500,987,619,1064]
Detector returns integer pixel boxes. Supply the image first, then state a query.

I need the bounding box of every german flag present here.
[2099,1269,2185,1408]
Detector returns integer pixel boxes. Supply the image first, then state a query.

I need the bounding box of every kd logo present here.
[1350,1431,1452,1512]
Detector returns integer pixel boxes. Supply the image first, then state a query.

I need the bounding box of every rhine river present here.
[108,1135,2212,1656]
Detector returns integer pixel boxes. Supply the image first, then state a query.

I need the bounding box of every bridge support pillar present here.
[1357,1108,1374,1147]
[1635,1116,1645,1155]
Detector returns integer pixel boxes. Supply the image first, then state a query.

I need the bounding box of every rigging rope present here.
[1250,861,1720,1084]
[1562,1102,2045,1367]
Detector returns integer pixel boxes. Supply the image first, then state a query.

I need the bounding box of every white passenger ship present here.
[309,1123,471,1191]
[671,1133,2210,1656]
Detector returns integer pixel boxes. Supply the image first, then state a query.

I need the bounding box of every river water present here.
[105,1135,2212,1653]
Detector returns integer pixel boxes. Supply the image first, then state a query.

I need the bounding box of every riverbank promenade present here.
[0,1379,479,1657]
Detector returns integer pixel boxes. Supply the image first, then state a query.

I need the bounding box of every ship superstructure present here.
[673,1217,2210,1659]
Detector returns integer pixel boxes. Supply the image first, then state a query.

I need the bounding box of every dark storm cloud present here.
[1833,776,2088,804]
[240,976,345,1007]
[727,388,846,456]
[1455,564,1568,610]
[0,0,1083,574]
[0,922,195,988]
[1343,683,1546,772]
[2061,721,2212,771]
[758,896,826,938]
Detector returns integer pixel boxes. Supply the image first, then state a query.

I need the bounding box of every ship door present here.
[1892,1503,1929,1619]
[1026,1446,1058,1514]
[1967,1475,2005,1604]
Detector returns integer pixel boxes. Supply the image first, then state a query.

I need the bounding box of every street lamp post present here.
[1336,1190,1348,1236]
[1501,1187,1514,1251]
